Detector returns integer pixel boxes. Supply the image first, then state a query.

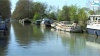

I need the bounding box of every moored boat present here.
[41,18,53,27]
[34,20,41,25]
[55,21,83,33]
[86,15,100,36]
[0,17,8,35]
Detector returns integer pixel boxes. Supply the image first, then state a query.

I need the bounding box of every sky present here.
[11,0,88,12]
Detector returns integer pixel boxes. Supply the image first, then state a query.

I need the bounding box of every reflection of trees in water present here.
[40,27,54,40]
[58,31,86,54]
[86,34,100,44]
[41,27,51,34]
[69,33,86,55]
[0,36,9,56]
[1,22,11,36]
[60,32,100,54]
[12,22,44,46]
[12,22,34,46]
[32,25,44,42]
[0,22,11,55]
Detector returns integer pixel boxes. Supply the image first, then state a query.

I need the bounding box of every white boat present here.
[55,21,83,33]
[86,15,100,36]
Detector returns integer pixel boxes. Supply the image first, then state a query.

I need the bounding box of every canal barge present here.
[55,21,83,33]
[0,18,9,35]
[86,15,100,36]
[41,18,53,27]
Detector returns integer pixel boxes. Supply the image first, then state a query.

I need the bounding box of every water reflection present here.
[12,22,45,47]
[32,25,44,42]
[86,35,100,44]
[52,29,100,56]
[56,31,86,55]
[0,22,100,56]
[0,35,9,56]
[0,22,10,56]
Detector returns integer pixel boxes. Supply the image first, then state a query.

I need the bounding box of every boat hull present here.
[36,21,41,25]
[45,24,51,27]
[86,28,100,36]
[70,30,83,33]
[97,30,100,36]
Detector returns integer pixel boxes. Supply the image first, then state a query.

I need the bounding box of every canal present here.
[0,22,100,56]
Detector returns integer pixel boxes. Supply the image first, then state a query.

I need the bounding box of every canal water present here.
[0,22,100,56]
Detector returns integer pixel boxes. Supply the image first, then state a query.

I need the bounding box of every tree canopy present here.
[0,0,11,19]
[11,0,96,22]
[12,0,34,19]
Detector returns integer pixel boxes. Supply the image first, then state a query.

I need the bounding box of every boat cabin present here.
[87,15,100,25]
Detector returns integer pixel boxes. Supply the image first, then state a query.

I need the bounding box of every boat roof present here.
[89,15,100,17]
[43,18,50,21]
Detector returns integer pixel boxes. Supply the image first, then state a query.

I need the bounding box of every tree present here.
[12,0,34,19]
[57,10,64,21]
[33,12,41,20]
[48,12,57,20]
[33,2,47,14]
[77,8,88,21]
[32,2,47,19]
[69,5,78,21]
[88,9,94,15]
[0,0,11,19]
[57,5,70,21]
[62,5,70,21]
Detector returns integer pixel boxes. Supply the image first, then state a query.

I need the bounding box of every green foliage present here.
[89,10,94,15]
[12,1,47,20]
[11,0,94,22]
[12,0,34,19]
[57,5,89,21]
[0,0,11,19]
[33,12,41,20]
[62,5,70,21]
[69,5,78,21]
[57,6,70,21]
[33,2,47,15]
[57,10,64,21]
[48,12,57,20]
[77,8,88,21]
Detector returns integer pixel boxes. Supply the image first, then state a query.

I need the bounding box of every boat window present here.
[93,17,97,24]
[96,18,97,20]
[88,18,90,20]
[98,19,100,24]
